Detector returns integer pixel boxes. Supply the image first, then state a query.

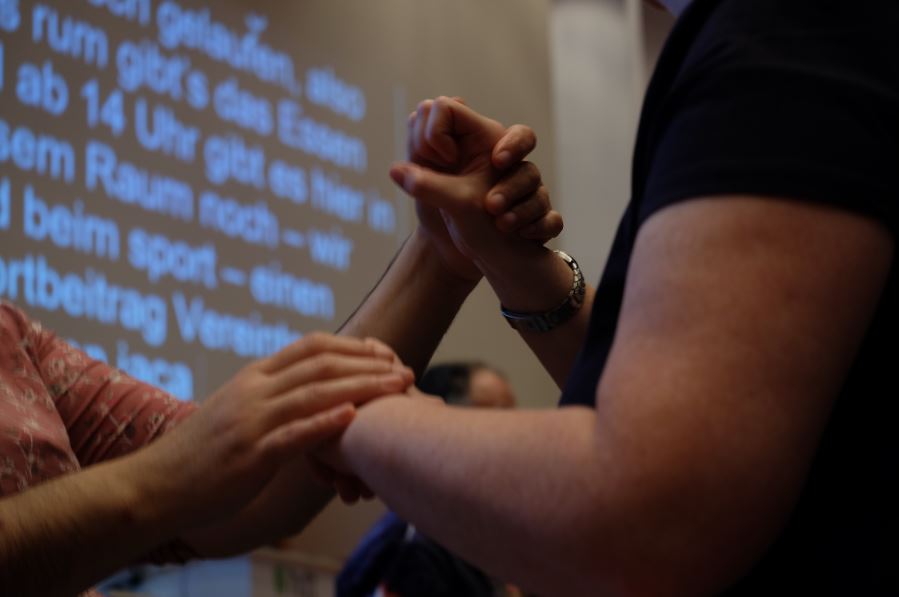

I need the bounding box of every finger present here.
[259,403,355,461]
[335,477,363,505]
[363,337,402,364]
[358,483,376,500]
[425,96,460,165]
[308,456,373,501]
[267,372,412,425]
[410,100,445,168]
[342,479,375,502]
[306,454,338,486]
[519,210,565,242]
[261,332,395,373]
[496,186,551,233]
[492,124,537,169]
[429,96,503,137]
[270,352,409,396]
[390,162,484,212]
[364,337,411,373]
[485,161,543,216]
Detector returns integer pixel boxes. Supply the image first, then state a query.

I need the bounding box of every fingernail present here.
[488,194,506,213]
[496,151,511,168]
[502,212,517,227]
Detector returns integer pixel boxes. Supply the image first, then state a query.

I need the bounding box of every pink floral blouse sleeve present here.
[33,333,195,467]
[28,314,196,467]
[0,302,196,489]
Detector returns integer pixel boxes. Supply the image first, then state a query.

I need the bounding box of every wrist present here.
[477,244,575,314]
[409,227,481,298]
[121,440,196,532]
[501,250,585,333]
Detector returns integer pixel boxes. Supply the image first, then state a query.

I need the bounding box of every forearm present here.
[0,452,186,596]
[338,228,478,376]
[475,244,595,387]
[339,398,613,596]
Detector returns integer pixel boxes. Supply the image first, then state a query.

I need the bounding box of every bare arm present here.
[0,335,410,595]
[337,229,479,376]
[323,197,893,596]
[0,448,193,596]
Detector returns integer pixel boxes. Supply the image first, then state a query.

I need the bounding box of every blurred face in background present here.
[467,368,517,409]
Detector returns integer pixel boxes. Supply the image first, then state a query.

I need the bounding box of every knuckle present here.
[229,368,264,396]
[225,419,259,455]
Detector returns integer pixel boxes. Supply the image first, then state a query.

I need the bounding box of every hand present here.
[403,97,562,280]
[132,334,414,528]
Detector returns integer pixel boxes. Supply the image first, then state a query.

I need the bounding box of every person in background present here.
[337,362,518,597]
[0,149,557,595]
[315,0,898,594]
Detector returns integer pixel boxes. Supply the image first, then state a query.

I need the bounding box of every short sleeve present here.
[640,11,899,237]
[26,319,196,467]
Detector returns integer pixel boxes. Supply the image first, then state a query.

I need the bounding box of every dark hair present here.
[418,362,488,406]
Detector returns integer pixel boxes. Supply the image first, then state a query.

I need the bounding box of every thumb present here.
[390,162,479,212]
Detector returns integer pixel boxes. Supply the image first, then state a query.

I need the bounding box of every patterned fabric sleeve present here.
[1,304,203,570]
[25,320,196,466]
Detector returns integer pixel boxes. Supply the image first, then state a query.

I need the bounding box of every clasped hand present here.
[393,96,561,281]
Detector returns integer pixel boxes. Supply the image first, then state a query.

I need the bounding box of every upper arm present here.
[31,329,195,466]
[591,196,893,595]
